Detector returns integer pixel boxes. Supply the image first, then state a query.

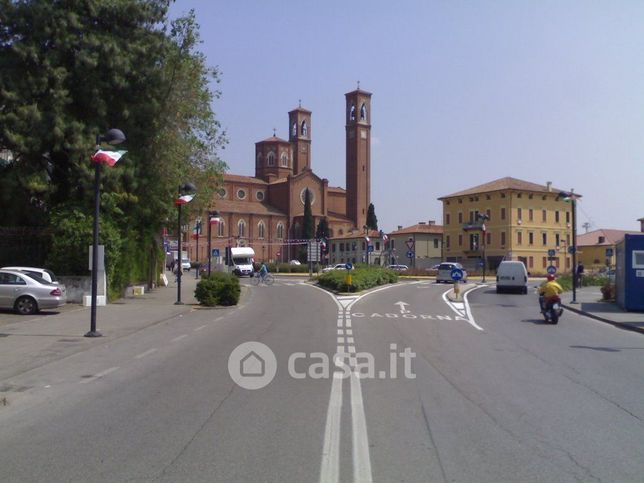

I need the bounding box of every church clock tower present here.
[345,86,372,229]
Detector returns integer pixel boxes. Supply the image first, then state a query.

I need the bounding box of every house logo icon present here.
[240,351,265,377]
[228,342,277,390]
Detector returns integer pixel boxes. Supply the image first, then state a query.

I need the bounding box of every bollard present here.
[453,281,461,300]
[345,273,353,291]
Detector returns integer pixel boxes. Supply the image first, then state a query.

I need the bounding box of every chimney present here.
[397,225,403,231]
[546,181,552,192]
[428,220,435,225]
[419,222,426,225]
[639,217,644,233]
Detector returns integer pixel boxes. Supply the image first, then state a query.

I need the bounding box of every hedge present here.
[195,271,241,306]
[317,266,398,292]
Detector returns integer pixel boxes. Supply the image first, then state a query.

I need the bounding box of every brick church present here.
[189,87,373,263]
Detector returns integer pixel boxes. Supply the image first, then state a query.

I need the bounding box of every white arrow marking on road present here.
[395,301,410,314]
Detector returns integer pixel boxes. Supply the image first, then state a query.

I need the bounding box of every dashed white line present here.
[80,366,119,384]
[135,348,158,359]
[337,329,344,335]
[347,337,355,344]
[194,325,207,331]
[346,329,353,335]
[337,336,345,344]
[171,334,188,342]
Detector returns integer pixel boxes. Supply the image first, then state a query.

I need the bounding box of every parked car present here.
[1,266,59,284]
[495,260,528,294]
[387,264,408,271]
[436,262,467,283]
[0,269,67,315]
[289,260,302,265]
[322,263,348,273]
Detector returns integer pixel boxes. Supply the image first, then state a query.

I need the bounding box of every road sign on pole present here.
[450,268,464,281]
[547,249,556,257]
[407,250,415,259]
[547,265,557,275]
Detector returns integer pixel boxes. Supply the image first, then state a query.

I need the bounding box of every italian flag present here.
[91,150,127,167]
[175,194,195,205]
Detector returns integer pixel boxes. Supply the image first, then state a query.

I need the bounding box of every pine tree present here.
[316,217,330,240]
[366,203,378,230]
[302,188,314,239]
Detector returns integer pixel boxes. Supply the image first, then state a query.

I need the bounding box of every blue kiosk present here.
[615,234,644,311]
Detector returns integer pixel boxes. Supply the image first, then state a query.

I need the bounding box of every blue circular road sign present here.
[547,249,556,257]
[451,268,464,281]
[547,265,557,275]
[406,250,415,258]
[345,262,353,270]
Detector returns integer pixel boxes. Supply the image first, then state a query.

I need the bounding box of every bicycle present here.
[251,272,274,286]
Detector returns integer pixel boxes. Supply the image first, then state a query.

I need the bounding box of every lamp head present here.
[98,128,126,146]
[180,182,197,194]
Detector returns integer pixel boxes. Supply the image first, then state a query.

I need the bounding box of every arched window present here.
[267,151,275,166]
[280,152,288,167]
[301,120,308,137]
[349,104,356,121]
[360,103,367,121]
[258,221,265,239]
[292,122,297,137]
[277,223,284,239]
[238,219,246,238]
[217,220,225,237]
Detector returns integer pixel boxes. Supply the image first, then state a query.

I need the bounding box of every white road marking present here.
[337,337,345,344]
[171,334,188,342]
[347,337,355,344]
[350,371,373,483]
[80,366,119,384]
[194,325,207,331]
[346,319,352,328]
[337,329,344,335]
[319,372,344,483]
[348,346,356,354]
[442,287,484,331]
[395,301,410,313]
[346,329,353,335]
[337,319,343,328]
[135,348,158,359]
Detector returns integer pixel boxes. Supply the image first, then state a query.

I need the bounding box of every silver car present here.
[0,269,67,315]
[436,262,468,283]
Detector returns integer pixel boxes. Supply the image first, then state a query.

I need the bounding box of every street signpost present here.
[547,249,556,258]
[547,265,557,275]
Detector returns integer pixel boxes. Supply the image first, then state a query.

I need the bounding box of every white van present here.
[496,261,528,294]
[230,247,255,277]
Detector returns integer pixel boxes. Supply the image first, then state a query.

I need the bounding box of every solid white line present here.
[80,366,119,384]
[135,348,157,359]
[350,371,373,483]
[171,334,188,342]
[319,372,344,483]
[463,285,486,331]
[194,325,207,331]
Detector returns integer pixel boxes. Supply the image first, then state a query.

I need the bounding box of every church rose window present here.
[237,189,246,200]
[256,191,265,201]
[300,187,315,205]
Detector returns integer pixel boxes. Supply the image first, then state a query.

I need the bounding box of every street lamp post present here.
[175,183,196,305]
[558,190,579,304]
[207,210,221,276]
[86,128,126,338]
[194,218,202,279]
[477,213,490,283]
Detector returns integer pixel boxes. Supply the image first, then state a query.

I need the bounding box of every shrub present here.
[318,266,398,292]
[195,271,241,306]
[601,283,615,301]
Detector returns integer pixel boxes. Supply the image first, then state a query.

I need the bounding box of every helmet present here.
[547,274,556,281]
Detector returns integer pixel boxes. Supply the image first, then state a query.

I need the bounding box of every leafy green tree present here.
[366,203,378,230]
[0,1,227,293]
[316,217,330,240]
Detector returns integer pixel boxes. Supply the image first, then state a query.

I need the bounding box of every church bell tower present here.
[345,86,372,229]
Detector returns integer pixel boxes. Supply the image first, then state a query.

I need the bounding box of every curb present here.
[562,303,644,336]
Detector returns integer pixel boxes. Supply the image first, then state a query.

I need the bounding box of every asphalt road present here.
[1,278,643,482]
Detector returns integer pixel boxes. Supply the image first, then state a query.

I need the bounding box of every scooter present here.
[539,295,563,324]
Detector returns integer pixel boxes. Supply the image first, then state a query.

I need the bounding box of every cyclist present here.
[259,261,268,281]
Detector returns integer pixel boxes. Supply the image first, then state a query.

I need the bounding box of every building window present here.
[331,243,336,252]
[258,221,265,239]
[446,235,450,248]
[542,257,547,268]
[458,234,463,247]
[517,231,523,245]
[501,193,506,198]
[555,233,560,247]
[529,194,533,199]
[529,256,534,268]
[486,232,491,245]
[458,198,463,204]
[360,103,367,120]
[555,211,560,223]
[567,234,571,245]
[501,232,506,246]
[238,220,246,237]
[469,233,479,251]
[566,211,570,223]
[292,122,297,137]
[276,223,284,239]
[267,152,275,166]
[517,208,522,221]
[486,194,491,200]
[340,243,345,251]
[542,232,547,245]
[529,209,534,222]
[301,120,308,136]
[434,239,439,249]
[542,209,547,222]
[501,208,506,220]
[446,213,450,225]
[517,193,522,198]
[280,152,288,167]
[349,104,356,121]
[217,221,225,237]
[361,241,366,250]
[457,212,462,223]
[529,232,534,245]
[376,241,380,250]
[486,209,491,220]
[566,257,571,269]
[256,191,265,201]
[300,187,315,205]
[237,189,247,200]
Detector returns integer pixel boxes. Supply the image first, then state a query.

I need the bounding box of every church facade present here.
[189,87,373,263]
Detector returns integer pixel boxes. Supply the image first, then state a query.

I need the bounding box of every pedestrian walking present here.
[576,262,585,286]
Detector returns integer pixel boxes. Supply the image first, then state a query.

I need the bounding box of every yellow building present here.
[577,229,641,271]
[438,177,577,274]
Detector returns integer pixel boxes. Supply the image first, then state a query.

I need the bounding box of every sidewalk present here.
[561,286,644,336]
[0,271,223,381]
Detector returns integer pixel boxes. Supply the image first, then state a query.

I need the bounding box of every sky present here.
[169,0,644,233]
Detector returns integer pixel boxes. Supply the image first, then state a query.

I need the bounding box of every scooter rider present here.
[538,274,563,312]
